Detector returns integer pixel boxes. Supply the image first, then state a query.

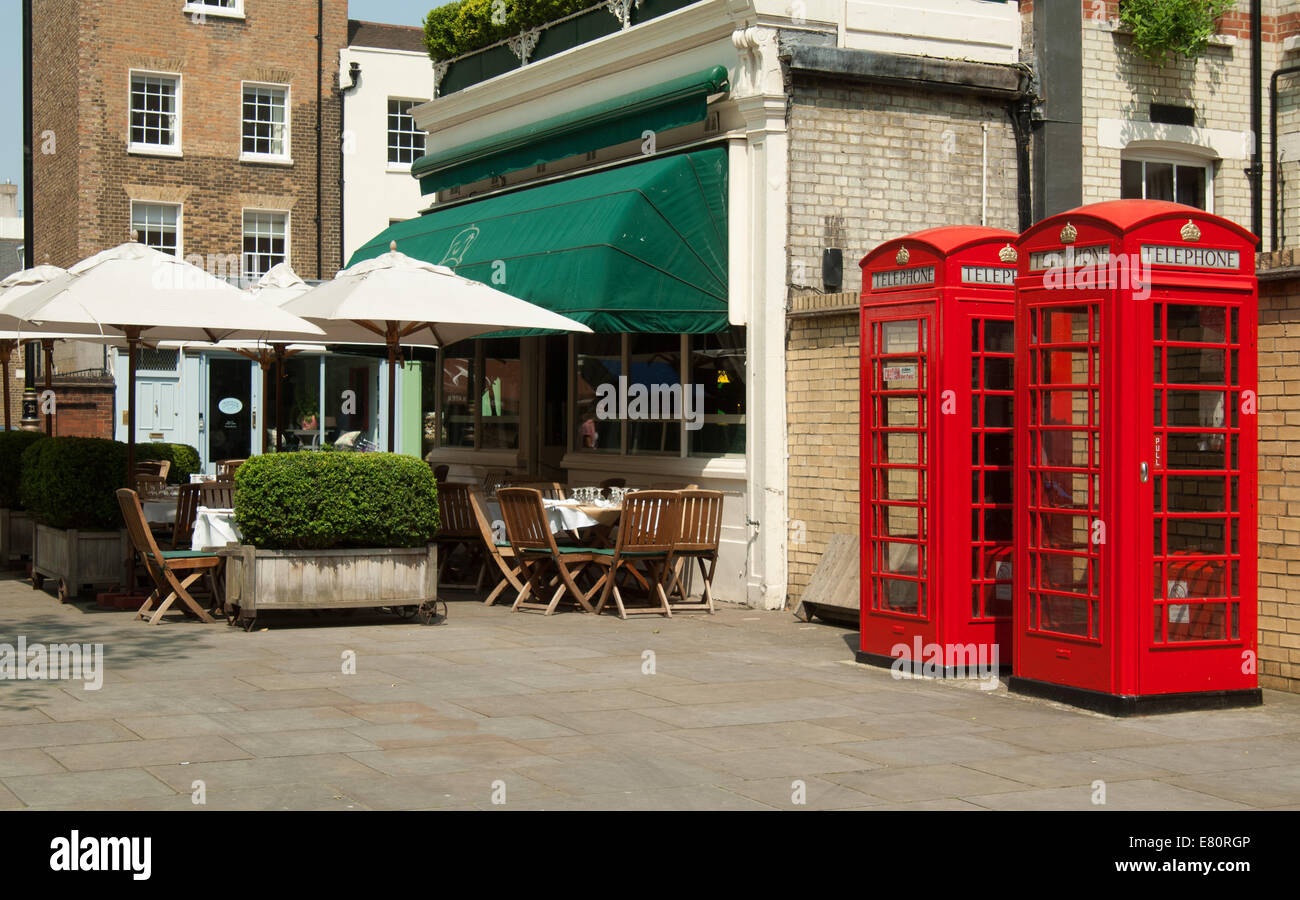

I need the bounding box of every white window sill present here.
[182,4,245,20]
[386,163,415,174]
[127,145,182,158]
[239,154,293,167]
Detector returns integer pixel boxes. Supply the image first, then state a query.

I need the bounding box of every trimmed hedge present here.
[425,0,592,61]
[233,452,440,550]
[20,437,128,531]
[135,442,201,484]
[0,431,48,509]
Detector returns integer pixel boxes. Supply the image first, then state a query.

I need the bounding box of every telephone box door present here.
[1017,297,1110,691]
[862,306,937,651]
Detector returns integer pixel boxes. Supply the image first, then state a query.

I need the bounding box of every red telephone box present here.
[858,227,1018,675]
[1011,200,1261,714]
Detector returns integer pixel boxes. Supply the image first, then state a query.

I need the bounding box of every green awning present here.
[350,147,729,336]
[411,66,729,194]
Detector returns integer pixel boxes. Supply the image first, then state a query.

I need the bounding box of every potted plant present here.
[224,452,443,627]
[0,430,47,566]
[20,436,131,602]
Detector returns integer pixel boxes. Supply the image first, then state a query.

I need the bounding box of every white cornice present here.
[411,0,758,135]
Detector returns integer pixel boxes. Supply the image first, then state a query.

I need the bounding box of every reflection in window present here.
[575,334,622,453]
[422,340,520,452]
[690,328,746,456]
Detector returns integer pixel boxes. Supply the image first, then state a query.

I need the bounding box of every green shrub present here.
[1119,0,1234,66]
[0,431,48,509]
[135,442,201,484]
[20,437,128,530]
[234,452,440,550]
[424,0,593,61]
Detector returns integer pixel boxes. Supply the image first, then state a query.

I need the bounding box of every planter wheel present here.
[57,579,69,604]
[393,605,419,620]
[31,573,43,590]
[418,598,447,626]
[225,604,242,626]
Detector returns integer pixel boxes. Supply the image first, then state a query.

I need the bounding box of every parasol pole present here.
[124,326,140,492]
[41,338,54,435]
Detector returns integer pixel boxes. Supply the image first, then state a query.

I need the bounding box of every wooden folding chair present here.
[134,459,170,480]
[434,482,481,586]
[498,487,603,615]
[505,480,566,500]
[469,490,524,606]
[215,459,246,480]
[591,490,680,619]
[170,482,202,550]
[664,489,723,614]
[200,481,235,509]
[116,489,220,625]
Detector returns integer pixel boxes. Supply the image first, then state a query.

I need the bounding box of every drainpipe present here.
[1251,0,1263,249]
[20,0,36,432]
[339,60,361,270]
[1270,64,1300,251]
[316,0,324,279]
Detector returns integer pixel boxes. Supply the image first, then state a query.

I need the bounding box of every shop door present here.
[863,310,936,647]
[1020,300,1109,690]
[208,357,252,464]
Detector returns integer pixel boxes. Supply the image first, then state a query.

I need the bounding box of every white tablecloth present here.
[484,498,618,535]
[142,500,176,526]
[192,507,242,551]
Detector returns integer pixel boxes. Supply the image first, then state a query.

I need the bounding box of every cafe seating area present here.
[117,454,723,625]
[432,470,722,619]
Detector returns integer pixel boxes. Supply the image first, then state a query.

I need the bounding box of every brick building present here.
[29,0,349,386]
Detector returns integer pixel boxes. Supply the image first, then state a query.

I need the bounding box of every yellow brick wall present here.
[1256,260,1300,693]
[786,301,860,602]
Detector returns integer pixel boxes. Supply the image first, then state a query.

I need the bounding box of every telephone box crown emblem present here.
[1060,222,1077,244]
[1181,219,1202,242]
[998,244,1018,263]
[895,247,910,265]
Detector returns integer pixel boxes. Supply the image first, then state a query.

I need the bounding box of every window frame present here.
[182,0,245,20]
[386,97,428,171]
[567,332,747,460]
[430,340,523,452]
[127,69,182,157]
[239,81,292,164]
[129,200,183,258]
[240,208,289,280]
[1120,148,1216,212]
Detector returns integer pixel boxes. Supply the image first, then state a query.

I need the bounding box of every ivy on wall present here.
[1118,0,1236,66]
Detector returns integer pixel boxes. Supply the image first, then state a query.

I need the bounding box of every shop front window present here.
[423,339,521,451]
[570,328,746,458]
[690,328,746,456]
[574,334,622,453]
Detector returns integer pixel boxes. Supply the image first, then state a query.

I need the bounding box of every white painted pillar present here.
[731,25,790,611]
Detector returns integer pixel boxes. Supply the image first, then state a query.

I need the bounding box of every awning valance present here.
[350,147,729,336]
[411,66,730,194]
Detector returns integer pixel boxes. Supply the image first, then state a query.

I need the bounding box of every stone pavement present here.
[2,572,1299,811]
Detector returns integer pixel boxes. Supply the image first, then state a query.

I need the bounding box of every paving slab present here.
[965,779,1252,811]
[3,574,1300,810]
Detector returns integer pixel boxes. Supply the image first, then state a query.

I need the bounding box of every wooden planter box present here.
[0,508,34,566]
[224,543,439,624]
[31,523,129,601]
